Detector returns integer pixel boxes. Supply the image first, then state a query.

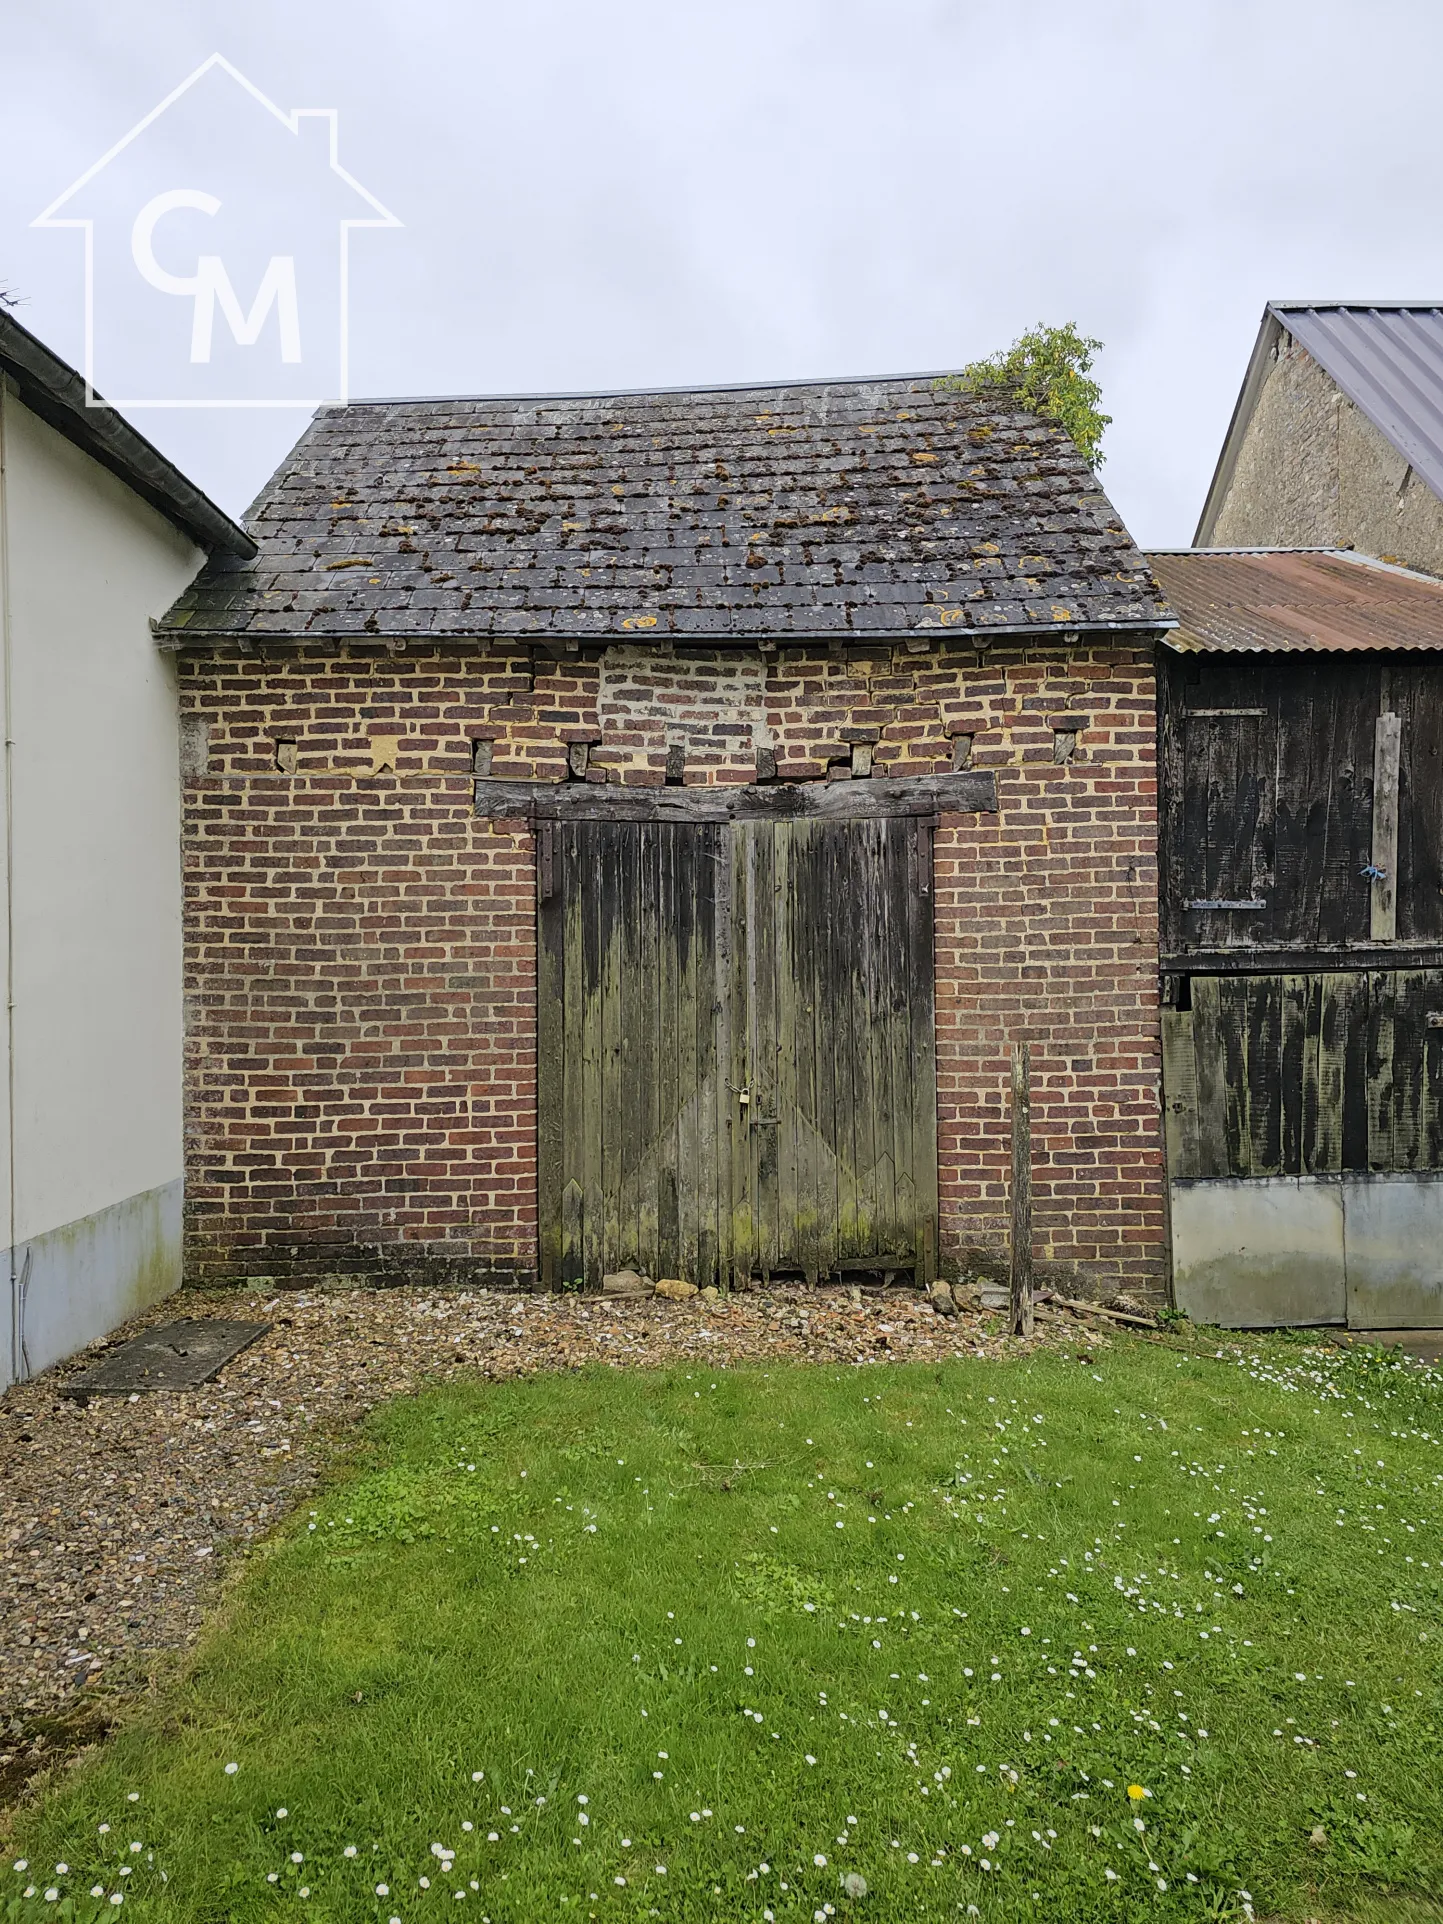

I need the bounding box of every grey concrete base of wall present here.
[1171,1173,1443,1329]
[2,1177,183,1392]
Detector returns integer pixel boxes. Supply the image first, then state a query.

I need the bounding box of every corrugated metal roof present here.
[1146,547,1443,653]
[1270,303,1443,505]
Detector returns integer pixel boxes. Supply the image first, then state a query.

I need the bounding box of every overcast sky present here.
[3,0,1440,545]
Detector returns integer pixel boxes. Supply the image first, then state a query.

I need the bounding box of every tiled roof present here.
[159,375,1168,643]
[1148,547,1443,653]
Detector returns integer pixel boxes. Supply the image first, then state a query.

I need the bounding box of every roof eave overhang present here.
[157,616,1177,654]
[1163,631,1443,655]
[0,315,256,560]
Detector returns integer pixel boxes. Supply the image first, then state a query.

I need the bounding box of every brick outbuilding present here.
[159,375,1171,1299]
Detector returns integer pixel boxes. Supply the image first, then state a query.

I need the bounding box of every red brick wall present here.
[177,637,1163,1296]
[929,651,1164,1297]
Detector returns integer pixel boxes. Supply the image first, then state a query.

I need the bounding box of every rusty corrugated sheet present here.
[1276,303,1443,506]
[1147,548,1443,653]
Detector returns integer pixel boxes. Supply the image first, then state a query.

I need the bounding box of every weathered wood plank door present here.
[537,816,937,1289]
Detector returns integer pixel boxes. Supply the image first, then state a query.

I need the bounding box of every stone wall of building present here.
[177,637,1165,1296]
[1209,333,1443,577]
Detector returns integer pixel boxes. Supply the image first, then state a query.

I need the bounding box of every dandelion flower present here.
[1126,1784,1147,1803]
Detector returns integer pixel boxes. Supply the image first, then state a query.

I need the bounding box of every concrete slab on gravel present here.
[62,1319,271,1396]
[1336,1327,1443,1366]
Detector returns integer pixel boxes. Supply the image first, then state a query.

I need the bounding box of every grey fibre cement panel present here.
[1171,1178,1346,1328]
[62,1320,271,1397]
[1342,1175,1443,1330]
[5,1177,183,1393]
[1171,1173,1443,1330]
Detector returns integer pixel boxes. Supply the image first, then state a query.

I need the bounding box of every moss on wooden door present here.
[537,817,938,1289]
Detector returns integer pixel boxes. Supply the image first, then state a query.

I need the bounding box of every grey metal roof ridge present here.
[1146,546,1442,580]
[1145,545,1344,555]
[0,310,255,559]
[1268,300,1443,312]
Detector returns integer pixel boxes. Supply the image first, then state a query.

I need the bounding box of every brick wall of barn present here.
[176,637,1164,1297]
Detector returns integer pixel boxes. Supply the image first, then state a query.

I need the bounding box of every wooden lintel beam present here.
[1161,941,1443,976]
[472,769,998,823]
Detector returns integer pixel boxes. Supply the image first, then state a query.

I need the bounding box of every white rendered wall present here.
[0,385,203,1385]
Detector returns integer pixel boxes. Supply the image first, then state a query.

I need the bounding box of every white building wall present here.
[0,384,204,1388]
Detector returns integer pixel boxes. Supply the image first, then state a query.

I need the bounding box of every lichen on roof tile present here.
[161,375,1168,641]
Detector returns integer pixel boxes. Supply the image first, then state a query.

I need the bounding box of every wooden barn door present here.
[537,816,937,1289]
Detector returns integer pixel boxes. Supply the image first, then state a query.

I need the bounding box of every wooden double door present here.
[537,815,938,1290]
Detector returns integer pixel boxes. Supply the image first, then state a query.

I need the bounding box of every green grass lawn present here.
[4,1331,1443,1923]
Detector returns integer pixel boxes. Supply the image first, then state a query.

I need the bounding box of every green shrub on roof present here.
[938,321,1112,469]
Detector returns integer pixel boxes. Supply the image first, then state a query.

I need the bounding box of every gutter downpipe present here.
[0,380,17,1385]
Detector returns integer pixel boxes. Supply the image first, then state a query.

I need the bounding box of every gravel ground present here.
[0,1281,1094,1805]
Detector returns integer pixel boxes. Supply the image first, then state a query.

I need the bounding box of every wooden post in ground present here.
[1009,1040,1033,1339]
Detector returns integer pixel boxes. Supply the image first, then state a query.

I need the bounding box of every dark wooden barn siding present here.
[1159,652,1443,962]
[1163,970,1443,1177]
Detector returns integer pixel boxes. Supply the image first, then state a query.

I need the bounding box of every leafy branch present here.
[937,321,1111,468]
